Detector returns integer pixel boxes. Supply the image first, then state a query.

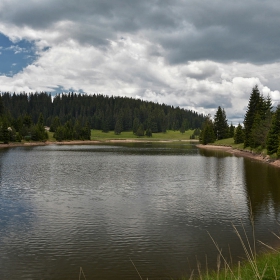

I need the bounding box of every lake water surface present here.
[0,142,280,279]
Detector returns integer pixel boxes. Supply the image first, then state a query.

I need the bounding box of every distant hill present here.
[1,92,206,132]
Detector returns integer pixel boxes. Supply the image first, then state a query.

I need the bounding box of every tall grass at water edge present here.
[180,247,280,280]
[180,203,280,280]
[81,221,280,280]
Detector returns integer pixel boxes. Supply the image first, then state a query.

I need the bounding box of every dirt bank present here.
[0,139,196,149]
[197,144,280,168]
[0,140,99,149]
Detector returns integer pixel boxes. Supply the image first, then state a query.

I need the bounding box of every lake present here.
[0,142,280,279]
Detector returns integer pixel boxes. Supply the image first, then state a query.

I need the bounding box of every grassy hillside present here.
[90,129,196,141]
[46,129,197,142]
[213,137,269,156]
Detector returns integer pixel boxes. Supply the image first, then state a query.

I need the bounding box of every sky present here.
[0,0,280,124]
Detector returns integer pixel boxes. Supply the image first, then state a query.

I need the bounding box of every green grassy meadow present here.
[90,129,196,141]
[46,129,196,142]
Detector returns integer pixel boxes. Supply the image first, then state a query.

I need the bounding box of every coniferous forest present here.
[200,85,280,158]
[2,87,280,158]
[0,92,206,142]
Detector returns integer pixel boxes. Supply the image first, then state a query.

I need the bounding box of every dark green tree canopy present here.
[0,95,4,117]
[234,123,244,144]
[214,106,229,140]
[267,105,280,155]
[136,124,144,137]
[1,92,206,133]
[229,123,235,138]
[243,85,272,148]
[199,115,215,145]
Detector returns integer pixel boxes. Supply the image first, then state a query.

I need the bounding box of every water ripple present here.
[0,144,279,279]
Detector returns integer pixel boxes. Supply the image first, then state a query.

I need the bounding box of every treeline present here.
[0,92,205,142]
[199,106,235,145]
[200,85,280,158]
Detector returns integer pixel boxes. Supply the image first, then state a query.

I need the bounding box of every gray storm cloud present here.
[1,0,280,63]
[0,0,280,124]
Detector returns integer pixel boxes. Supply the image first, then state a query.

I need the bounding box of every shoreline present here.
[1,140,280,168]
[197,144,280,168]
[0,139,198,149]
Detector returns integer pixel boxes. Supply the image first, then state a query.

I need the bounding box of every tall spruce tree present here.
[31,113,48,141]
[0,95,4,117]
[234,123,244,144]
[229,123,235,138]
[1,118,9,144]
[136,124,144,136]
[214,106,229,140]
[50,116,61,132]
[200,115,215,145]
[145,128,152,137]
[114,116,123,135]
[243,85,264,148]
[267,105,280,155]
[133,118,140,134]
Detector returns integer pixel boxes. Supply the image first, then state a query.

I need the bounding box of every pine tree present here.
[234,123,244,144]
[114,116,123,135]
[73,120,83,139]
[151,121,158,133]
[31,113,48,141]
[229,123,235,138]
[136,124,144,136]
[179,119,188,134]
[214,106,229,140]
[267,105,280,155]
[200,115,215,145]
[50,116,61,132]
[64,121,73,140]
[265,94,273,114]
[248,92,272,149]
[145,128,152,137]
[243,85,265,148]
[179,125,185,134]
[1,118,9,144]
[54,126,65,141]
[0,95,4,117]
[250,112,272,148]
[191,128,201,139]
[23,114,32,128]
[102,117,110,133]
[37,113,44,127]
[133,118,140,134]
[83,121,91,140]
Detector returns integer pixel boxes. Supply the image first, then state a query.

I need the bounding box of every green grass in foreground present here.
[90,129,196,141]
[180,251,280,280]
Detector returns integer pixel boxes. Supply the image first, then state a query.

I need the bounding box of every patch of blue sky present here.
[50,86,65,95]
[0,33,38,76]
[50,86,86,96]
